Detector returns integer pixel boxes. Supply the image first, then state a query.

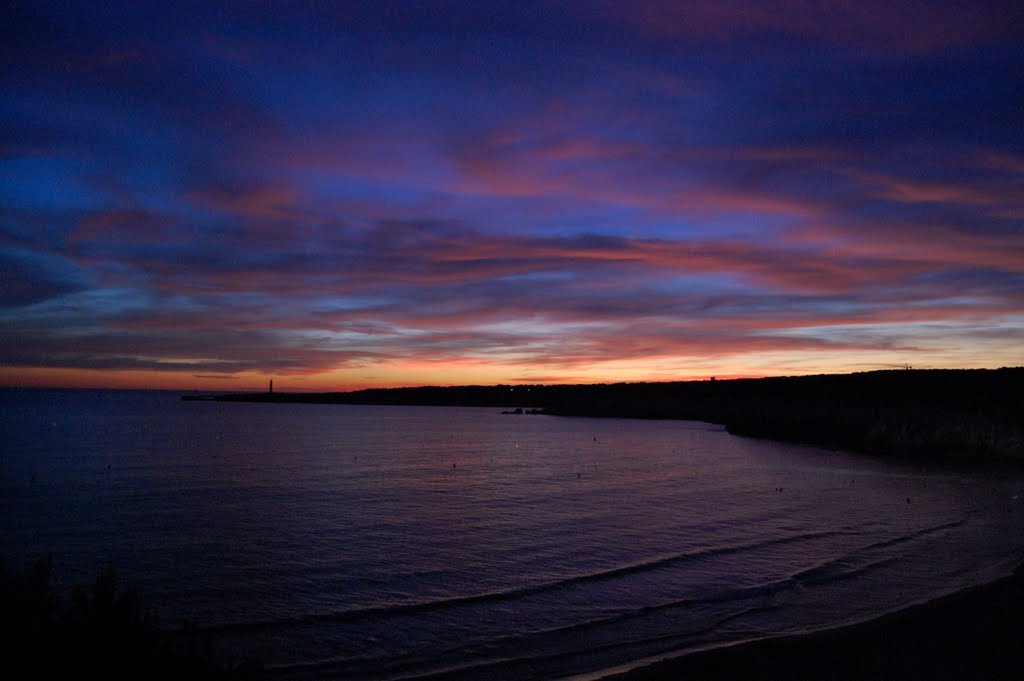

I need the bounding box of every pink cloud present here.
[853,171,1024,220]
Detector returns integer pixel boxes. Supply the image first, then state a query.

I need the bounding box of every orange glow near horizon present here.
[4,349,1022,393]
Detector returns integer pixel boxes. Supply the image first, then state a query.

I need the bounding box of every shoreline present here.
[597,560,1024,681]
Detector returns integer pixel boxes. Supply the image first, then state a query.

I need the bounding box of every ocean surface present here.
[3,388,1024,679]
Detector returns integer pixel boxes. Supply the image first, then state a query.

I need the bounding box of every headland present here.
[184,367,1024,463]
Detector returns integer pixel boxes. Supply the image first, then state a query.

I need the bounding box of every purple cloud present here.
[2,1,1022,387]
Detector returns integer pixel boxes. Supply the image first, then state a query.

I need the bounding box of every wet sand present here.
[606,561,1024,681]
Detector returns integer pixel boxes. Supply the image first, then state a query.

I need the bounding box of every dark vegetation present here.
[188,368,1024,462]
[0,556,262,680]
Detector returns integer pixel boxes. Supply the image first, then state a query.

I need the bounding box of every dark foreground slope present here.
[190,368,1024,462]
[1,557,262,681]
[608,560,1024,681]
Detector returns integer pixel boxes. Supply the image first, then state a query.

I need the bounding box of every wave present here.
[208,526,860,634]
[790,518,963,586]
[266,603,782,681]
[262,520,991,679]
[217,517,973,681]
[346,519,971,681]
[224,517,973,680]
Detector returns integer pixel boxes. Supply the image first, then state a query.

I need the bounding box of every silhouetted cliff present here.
[186,368,1024,462]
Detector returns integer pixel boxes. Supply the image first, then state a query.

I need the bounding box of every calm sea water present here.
[3,388,1024,679]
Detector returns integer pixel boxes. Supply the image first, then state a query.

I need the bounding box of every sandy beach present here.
[606,560,1024,681]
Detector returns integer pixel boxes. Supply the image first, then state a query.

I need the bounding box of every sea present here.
[3,387,1024,680]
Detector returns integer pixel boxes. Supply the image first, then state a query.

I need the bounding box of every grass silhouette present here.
[1,556,262,680]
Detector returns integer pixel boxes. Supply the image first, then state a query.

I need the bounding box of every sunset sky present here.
[3,1,1022,391]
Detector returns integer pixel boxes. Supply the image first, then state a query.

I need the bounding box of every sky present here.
[2,1,1023,391]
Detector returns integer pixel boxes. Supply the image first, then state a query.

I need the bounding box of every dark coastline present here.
[604,560,1024,681]
[187,367,1024,463]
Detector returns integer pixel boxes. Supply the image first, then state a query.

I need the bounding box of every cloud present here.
[0,248,88,307]
[10,209,1010,378]
[2,1,1022,385]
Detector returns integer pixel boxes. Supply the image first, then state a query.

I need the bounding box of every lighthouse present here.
[269,379,273,394]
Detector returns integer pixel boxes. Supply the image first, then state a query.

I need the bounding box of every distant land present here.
[184,368,1024,463]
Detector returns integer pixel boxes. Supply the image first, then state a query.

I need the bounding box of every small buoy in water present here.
[906,497,911,504]
[453,463,456,468]
[577,472,581,479]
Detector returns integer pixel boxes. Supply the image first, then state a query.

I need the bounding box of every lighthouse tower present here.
[269,379,274,394]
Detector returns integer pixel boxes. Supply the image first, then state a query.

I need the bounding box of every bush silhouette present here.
[1,556,262,680]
